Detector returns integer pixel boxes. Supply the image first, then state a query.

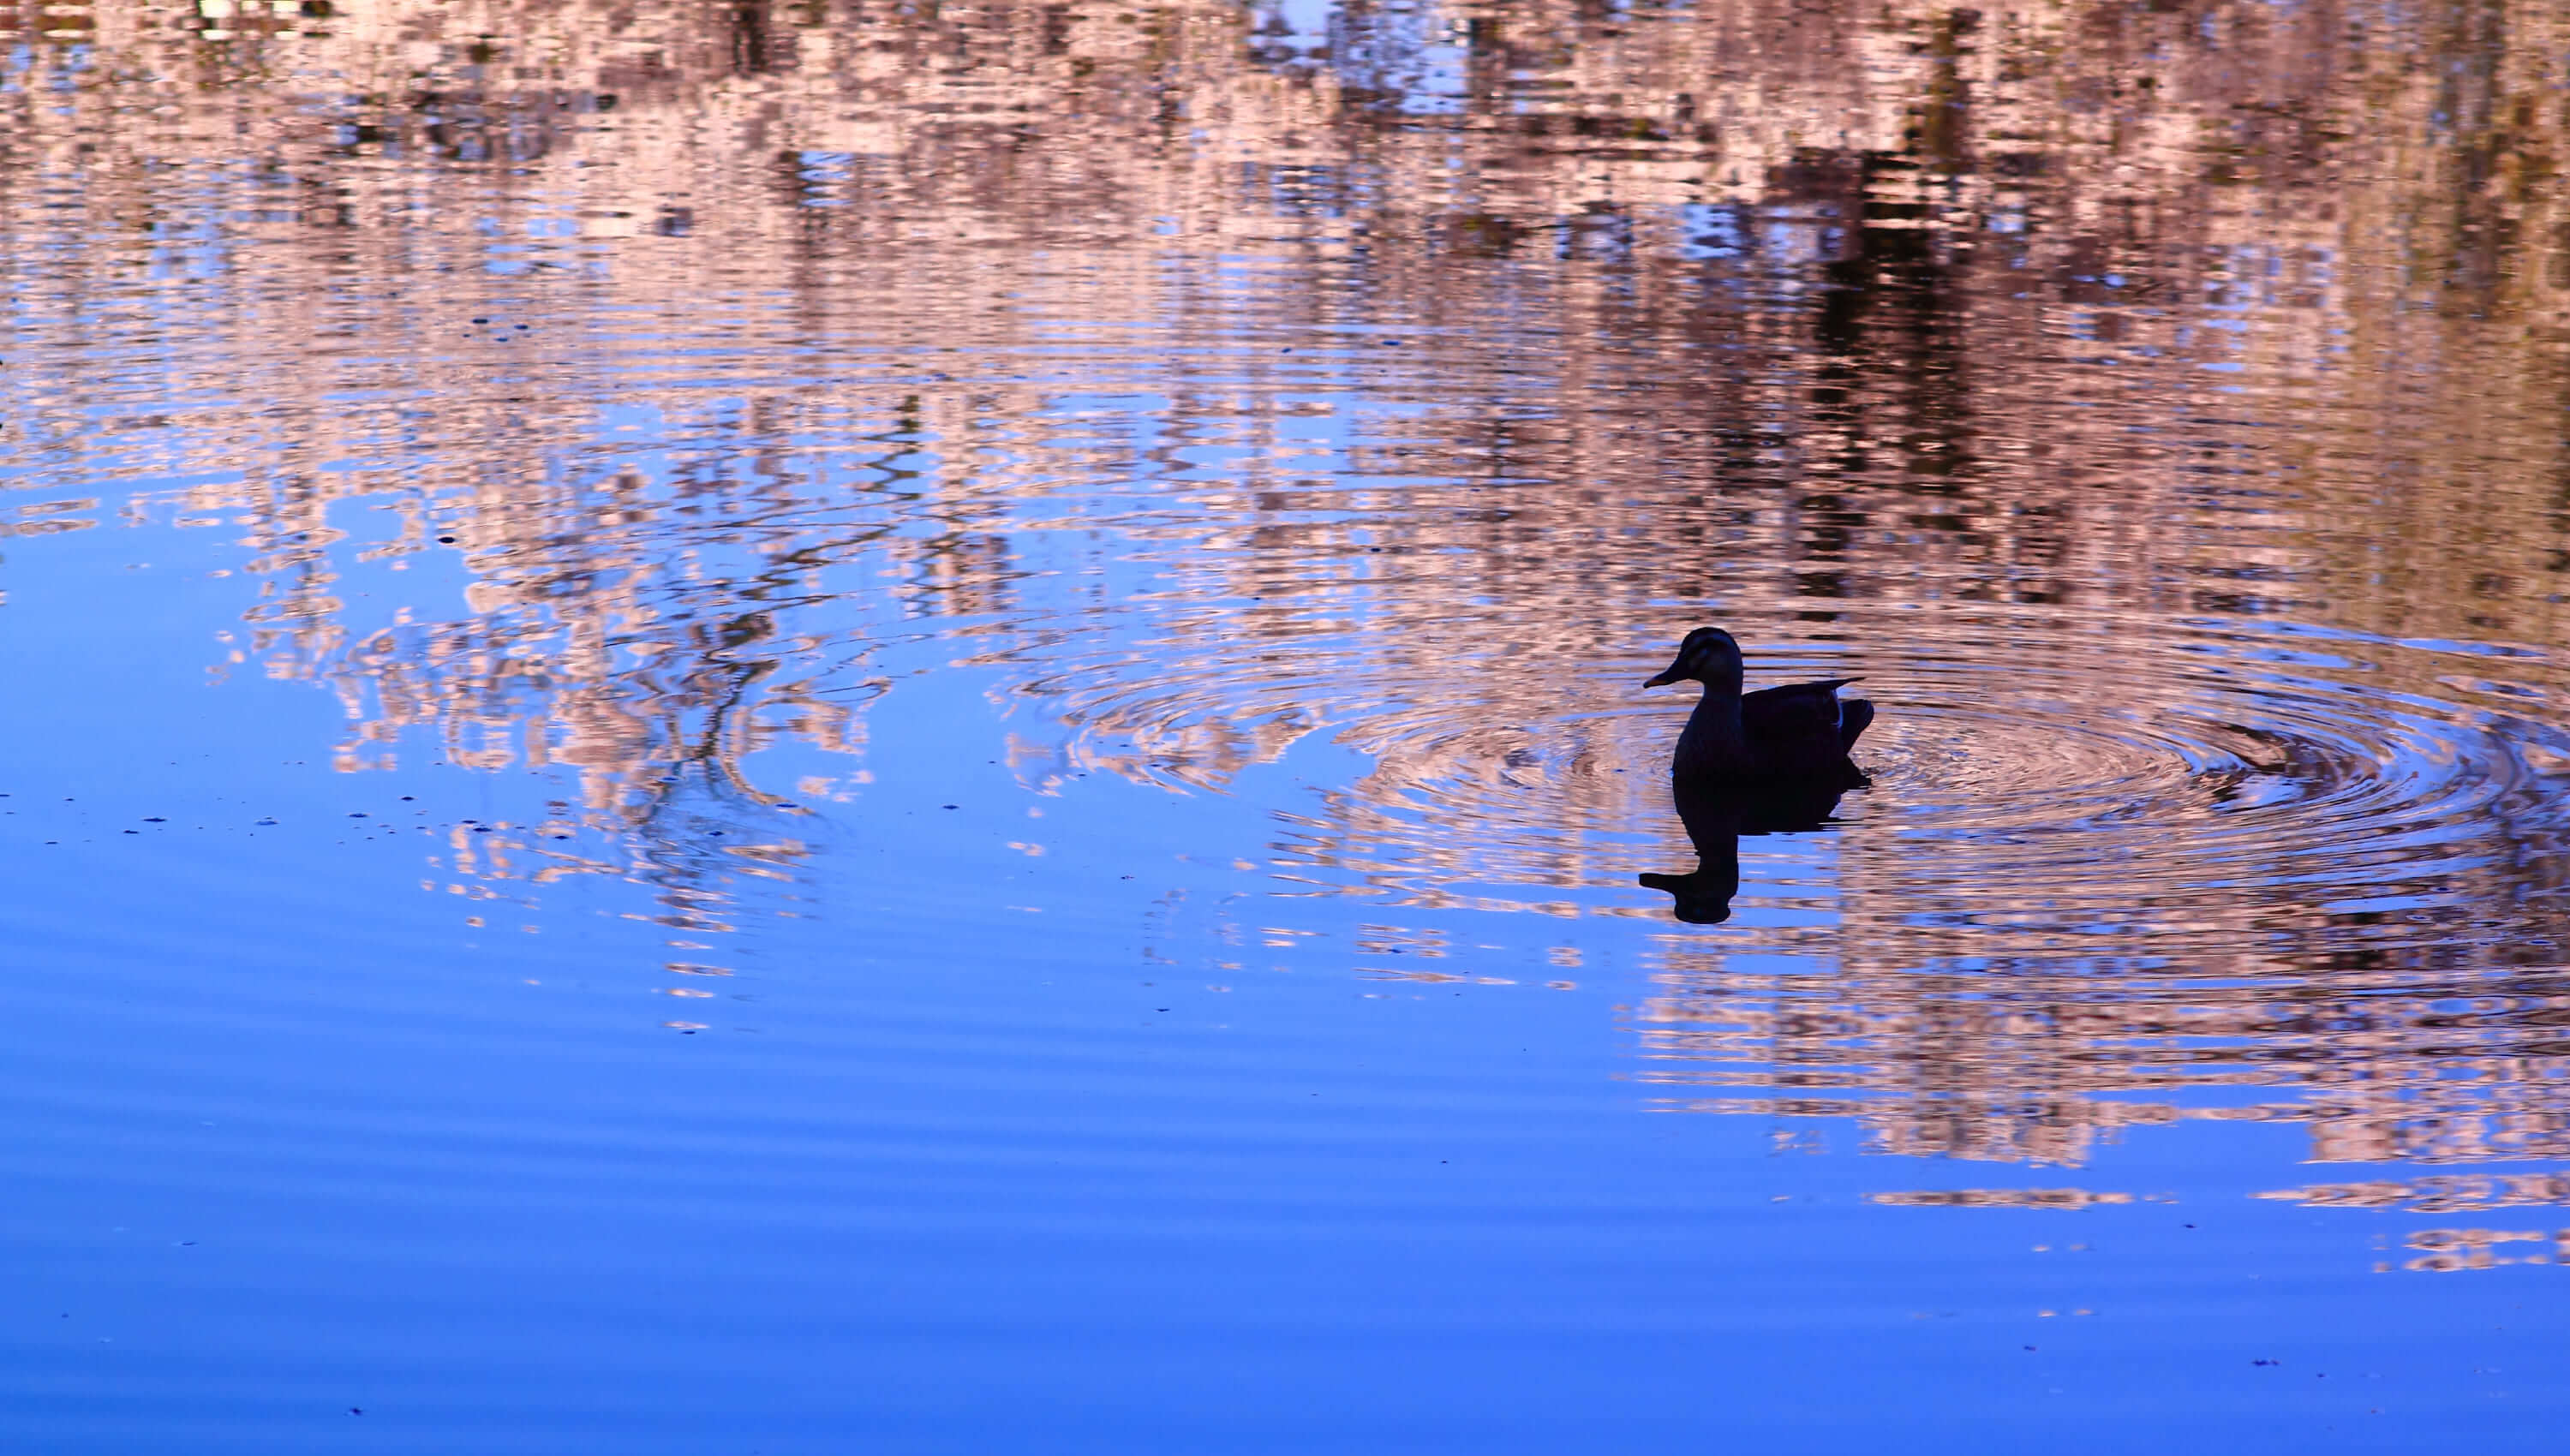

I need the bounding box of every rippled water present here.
[6,0,2570,1448]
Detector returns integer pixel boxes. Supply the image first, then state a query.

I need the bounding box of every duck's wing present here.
[1741,679,1860,771]
[1741,679,1856,734]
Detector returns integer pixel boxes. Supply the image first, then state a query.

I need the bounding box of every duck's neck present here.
[1676,671,1748,766]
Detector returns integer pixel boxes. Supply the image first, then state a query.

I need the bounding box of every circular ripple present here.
[1021,601,2570,950]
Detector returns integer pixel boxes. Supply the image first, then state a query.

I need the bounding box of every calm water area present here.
[4,0,2569,1448]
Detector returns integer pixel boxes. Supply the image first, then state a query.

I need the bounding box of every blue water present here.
[8,464,2565,1452]
[8,0,2570,1447]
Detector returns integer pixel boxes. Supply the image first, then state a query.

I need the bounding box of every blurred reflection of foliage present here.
[5,0,2570,1171]
[3,0,2564,801]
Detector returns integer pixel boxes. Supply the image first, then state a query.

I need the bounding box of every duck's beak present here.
[1643,665,1681,689]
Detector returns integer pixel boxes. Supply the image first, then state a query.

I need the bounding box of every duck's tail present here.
[1838,697,1875,753]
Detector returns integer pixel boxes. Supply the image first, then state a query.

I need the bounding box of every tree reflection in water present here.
[1,0,2567,1184]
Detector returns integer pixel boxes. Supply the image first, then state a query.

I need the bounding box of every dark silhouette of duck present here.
[1638,628,1873,922]
[1642,626,1872,783]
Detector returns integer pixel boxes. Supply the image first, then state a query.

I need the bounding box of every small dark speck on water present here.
[143,816,164,821]
[943,803,958,809]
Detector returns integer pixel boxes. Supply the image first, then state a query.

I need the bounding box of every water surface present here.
[4,0,2570,1448]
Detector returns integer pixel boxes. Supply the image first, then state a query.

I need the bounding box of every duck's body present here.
[1646,628,1872,783]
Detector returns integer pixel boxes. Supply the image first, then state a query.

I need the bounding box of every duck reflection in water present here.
[1640,773,1864,922]
[1639,628,1874,924]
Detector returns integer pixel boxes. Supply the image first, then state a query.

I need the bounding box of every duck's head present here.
[1644,627,1744,688]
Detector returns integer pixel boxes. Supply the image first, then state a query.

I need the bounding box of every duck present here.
[1643,626,1872,783]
